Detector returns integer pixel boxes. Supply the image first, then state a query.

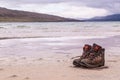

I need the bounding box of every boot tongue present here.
[94,46,99,51]
[84,46,89,51]
[93,45,102,52]
[83,44,91,51]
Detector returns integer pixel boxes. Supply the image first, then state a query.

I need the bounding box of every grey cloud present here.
[71,0,120,14]
[0,0,120,14]
[1,0,66,4]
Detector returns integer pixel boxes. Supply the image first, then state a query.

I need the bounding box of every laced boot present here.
[92,43,105,66]
[73,44,91,67]
[80,43,105,68]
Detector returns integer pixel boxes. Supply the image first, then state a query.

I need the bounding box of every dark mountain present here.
[86,14,120,21]
[0,7,78,22]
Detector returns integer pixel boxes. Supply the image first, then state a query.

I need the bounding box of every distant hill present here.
[86,14,120,21]
[0,7,78,22]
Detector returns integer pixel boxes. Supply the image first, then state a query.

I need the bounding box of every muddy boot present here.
[73,44,92,67]
[92,43,105,67]
[80,44,92,60]
[80,44,105,68]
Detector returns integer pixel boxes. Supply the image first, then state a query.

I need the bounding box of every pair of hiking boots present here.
[73,43,105,68]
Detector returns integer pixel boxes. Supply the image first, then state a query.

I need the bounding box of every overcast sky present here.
[0,0,119,19]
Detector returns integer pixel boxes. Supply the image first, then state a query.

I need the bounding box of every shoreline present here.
[0,35,119,57]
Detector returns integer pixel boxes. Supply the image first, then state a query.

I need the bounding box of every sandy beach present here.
[0,22,120,80]
[0,52,120,80]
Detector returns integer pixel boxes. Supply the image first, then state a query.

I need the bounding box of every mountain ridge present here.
[0,7,78,22]
[86,14,120,21]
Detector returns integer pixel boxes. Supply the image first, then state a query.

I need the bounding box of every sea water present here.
[0,22,120,57]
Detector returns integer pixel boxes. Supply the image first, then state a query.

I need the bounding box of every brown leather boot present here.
[73,44,92,67]
[80,43,105,68]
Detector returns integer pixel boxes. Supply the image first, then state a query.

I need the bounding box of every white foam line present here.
[44,43,79,46]
[19,36,108,42]
[0,36,109,43]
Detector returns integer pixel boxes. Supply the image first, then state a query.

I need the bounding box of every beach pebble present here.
[10,75,18,78]
[38,58,43,60]
[24,77,30,80]
[57,60,60,62]
[0,68,4,71]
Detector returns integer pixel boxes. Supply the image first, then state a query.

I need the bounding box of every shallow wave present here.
[0,35,109,41]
